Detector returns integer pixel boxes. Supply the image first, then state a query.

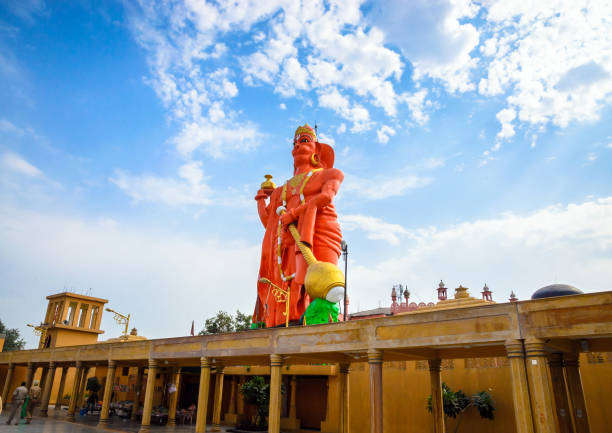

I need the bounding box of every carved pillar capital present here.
[367,349,383,364]
[75,360,83,368]
[270,354,283,367]
[524,337,548,358]
[563,353,579,368]
[147,358,157,369]
[200,357,211,368]
[339,363,350,375]
[547,352,564,368]
[428,359,442,372]
[108,360,117,369]
[505,339,525,358]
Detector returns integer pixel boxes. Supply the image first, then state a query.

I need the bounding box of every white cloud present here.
[376,125,395,144]
[478,1,612,135]
[586,152,597,163]
[336,123,346,134]
[0,204,259,348]
[172,117,261,158]
[343,172,432,200]
[110,161,212,207]
[341,214,409,245]
[128,1,261,158]
[318,87,371,132]
[2,152,43,178]
[348,197,612,309]
[279,103,286,110]
[495,107,516,141]
[369,0,480,93]
[400,89,429,125]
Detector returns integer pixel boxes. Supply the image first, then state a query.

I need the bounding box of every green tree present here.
[199,311,234,335]
[0,319,25,351]
[234,310,252,332]
[240,376,270,428]
[427,382,495,433]
[198,310,252,335]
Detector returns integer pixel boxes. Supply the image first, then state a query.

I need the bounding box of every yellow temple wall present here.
[1,352,611,432]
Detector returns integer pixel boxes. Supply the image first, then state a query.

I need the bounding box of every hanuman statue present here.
[253,124,344,327]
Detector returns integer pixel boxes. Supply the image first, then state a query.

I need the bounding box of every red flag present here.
[190,320,194,336]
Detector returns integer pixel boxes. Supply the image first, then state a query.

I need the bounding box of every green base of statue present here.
[304,298,339,325]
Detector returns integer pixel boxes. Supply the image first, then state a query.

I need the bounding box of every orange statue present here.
[253,124,344,328]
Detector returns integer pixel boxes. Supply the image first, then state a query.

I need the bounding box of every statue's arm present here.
[255,189,272,227]
[282,169,343,224]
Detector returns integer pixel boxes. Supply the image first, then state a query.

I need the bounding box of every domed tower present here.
[531,284,583,300]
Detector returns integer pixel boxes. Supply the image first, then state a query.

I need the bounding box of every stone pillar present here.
[289,375,297,419]
[67,362,83,421]
[195,357,212,433]
[211,365,225,431]
[367,349,383,433]
[99,361,117,425]
[548,353,573,433]
[168,367,181,426]
[131,366,144,421]
[1,362,14,404]
[428,359,445,433]
[506,340,535,433]
[139,359,158,433]
[524,338,557,433]
[39,367,49,391]
[25,362,35,389]
[237,376,245,416]
[225,376,239,424]
[55,367,68,409]
[564,354,591,433]
[40,362,57,416]
[77,366,90,408]
[268,354,283,433]
[338,363,350,433]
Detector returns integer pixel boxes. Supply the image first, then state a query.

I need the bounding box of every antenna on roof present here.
[314,120,318,137]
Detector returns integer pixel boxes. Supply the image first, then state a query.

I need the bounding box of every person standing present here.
[25,380,42,424]
[6,382,28,425]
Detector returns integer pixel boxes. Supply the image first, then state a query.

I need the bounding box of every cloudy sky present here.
[1,0,611,348]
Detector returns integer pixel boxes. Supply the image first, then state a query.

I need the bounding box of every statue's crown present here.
[294,124,317,141]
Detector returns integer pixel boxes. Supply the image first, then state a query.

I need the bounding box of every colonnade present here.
[0,339,593,433]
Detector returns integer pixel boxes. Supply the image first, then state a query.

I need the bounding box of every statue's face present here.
[292,132,316,162]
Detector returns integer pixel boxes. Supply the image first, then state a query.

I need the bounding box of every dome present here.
[531,284,583,300]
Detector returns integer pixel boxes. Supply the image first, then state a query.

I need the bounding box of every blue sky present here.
[1,0,611,348]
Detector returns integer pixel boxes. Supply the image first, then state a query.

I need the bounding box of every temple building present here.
[1,284,611,433]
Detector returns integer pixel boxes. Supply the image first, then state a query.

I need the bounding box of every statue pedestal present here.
[281,416,301,430]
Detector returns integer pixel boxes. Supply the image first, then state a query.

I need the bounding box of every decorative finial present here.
[439,280,445,288]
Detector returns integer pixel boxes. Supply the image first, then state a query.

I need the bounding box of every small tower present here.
[481,284,493,302]
[509,291,518,303]
[391,286,398,306]
[403,286,410,304]
[40,292,108,348]
[437,280,447,301]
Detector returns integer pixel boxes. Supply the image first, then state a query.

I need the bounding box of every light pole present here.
[341,240,348,321]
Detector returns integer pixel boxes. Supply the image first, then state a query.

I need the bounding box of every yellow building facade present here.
[1,289,611,433]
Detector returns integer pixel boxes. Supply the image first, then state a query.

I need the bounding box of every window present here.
[89,306,99,329]
[78,305,89,327]
[67,302,77,326]
[122,367,130,376]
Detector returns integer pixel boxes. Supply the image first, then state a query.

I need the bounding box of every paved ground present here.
[0,406,232,433]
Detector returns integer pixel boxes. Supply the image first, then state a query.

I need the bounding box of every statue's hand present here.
[280,209,297,228]
[255,189,272,201]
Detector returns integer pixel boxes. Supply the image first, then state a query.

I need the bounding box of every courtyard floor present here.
[0,407,233,433]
